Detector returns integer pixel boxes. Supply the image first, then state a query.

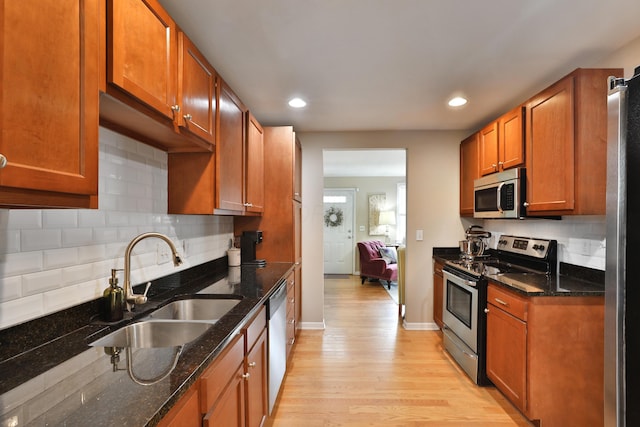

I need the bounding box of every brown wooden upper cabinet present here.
[525,68,622,216]
[479,106,524,176]
[216,79,248,213]
[245,112,265,214]
[459,133,479,216]
[168,82,263,216]
[0,0,100,208]
[177,32,216,145]
[101,0,213,152]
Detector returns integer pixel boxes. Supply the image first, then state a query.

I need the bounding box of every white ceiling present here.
[158,0,640,133]
[323,150,406,177]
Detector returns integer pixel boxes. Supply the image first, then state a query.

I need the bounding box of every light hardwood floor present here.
[269,275,533,427]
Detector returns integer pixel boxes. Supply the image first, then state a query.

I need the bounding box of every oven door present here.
[443,270,478,352]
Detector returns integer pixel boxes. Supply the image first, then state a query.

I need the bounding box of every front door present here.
[323,189,355,274]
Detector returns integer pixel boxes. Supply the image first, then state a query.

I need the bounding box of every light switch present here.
[359,225,365,232]
[416,229,423,241]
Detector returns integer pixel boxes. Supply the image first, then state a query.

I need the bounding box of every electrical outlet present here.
[157,243,171,264]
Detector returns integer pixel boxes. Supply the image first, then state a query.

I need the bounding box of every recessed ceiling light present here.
[448,96,468,107]
[288,97,307,108]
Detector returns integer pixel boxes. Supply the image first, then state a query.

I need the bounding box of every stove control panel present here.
[496,235,554,259]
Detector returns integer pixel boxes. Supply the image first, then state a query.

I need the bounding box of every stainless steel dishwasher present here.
[267,279,287,414]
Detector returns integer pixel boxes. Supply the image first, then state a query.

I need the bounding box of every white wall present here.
[300,131,467,330]
[0,128,233,330]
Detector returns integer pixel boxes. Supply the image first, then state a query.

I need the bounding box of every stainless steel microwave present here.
[473,168,526,219]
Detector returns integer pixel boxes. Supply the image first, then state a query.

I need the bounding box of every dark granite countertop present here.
[0,259,293,426]
[484,263,604,297]
[432,247,604,297]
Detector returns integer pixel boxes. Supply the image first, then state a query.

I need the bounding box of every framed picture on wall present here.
[368,193,386,235]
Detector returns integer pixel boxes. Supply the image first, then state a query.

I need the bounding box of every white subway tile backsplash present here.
[0,276,22,302]
[43,248,79,269]
[1,229,21,254]
[21,229,62,252]
[0,128,231,330]
[7,210,42,230]
[44,285,81,313]
[62,264,94,285]
[43,210,78,229]
[4,252,43,276]
[0,294,44,328]
[77,210,106,228]
[77,245,107,264]
[23,270,63,296]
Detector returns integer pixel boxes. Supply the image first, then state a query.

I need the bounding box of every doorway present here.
[323,188,356,274]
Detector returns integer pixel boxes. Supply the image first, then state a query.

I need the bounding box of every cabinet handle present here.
[484,308,490,313]
[248,361,257,368]
[498,161,504,165]
[171,105,180,112]
[243,202,253,207]
[288,338,295,345]
[183,114,192,121]
[492,163,497,170]
[0,154,6,169]
[288,319,295,324]
[523,202,530,207]
[242,372,250,380]
[494,297,509,306]
[289,298,295,304]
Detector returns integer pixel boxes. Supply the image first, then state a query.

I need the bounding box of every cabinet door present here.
[108,0,177,119]
[203,364,245,427]
[157,384,200,427]
[245,112,264,213]
[294,135,302,202]
[245,330,268,427]
[499,106,525,170]
[216,80,246,212]
[433,262,444,329]
[479,122,499,176]
[486,303,527,413]
[177,33,215,145]
[459,133,479,216]
[0,0,99,207]
[525,76,575,213]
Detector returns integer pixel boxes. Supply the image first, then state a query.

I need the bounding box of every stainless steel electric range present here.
[441,235,557,385]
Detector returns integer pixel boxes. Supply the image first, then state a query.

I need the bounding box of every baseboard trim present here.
[299,321,326,330]
[402,321,440,331]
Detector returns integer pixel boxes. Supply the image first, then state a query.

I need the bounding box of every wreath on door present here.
[324,206,344,227]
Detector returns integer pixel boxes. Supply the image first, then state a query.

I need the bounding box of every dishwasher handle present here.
[268,279,287,319]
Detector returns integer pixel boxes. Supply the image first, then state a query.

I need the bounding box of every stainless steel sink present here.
[89,321,212,348]
[145,298,241,322]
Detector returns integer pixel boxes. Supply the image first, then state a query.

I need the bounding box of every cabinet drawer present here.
[488,284,528,321]
[244,305,266,353]
[200,333,244,413]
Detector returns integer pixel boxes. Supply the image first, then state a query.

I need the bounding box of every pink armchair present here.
[357,240,398,289]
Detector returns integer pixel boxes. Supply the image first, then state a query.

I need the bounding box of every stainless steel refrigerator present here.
[606,67,640,427]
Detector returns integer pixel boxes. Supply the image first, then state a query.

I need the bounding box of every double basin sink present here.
[90,297,242,348]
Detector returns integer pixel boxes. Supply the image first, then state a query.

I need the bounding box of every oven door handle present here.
[443,271,477,288]
[496,182,505,213]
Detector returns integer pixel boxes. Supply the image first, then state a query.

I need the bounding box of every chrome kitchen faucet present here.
[123,232,182,311]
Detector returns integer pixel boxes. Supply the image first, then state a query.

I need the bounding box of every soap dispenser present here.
[103,269,124,322]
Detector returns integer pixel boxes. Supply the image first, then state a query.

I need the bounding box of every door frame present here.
[323,187,357,275]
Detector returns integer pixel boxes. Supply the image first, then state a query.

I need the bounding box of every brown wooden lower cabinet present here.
[485,282,604,427]
[156,382,201,427]
[432,260,444,329]
[159,305,269,426]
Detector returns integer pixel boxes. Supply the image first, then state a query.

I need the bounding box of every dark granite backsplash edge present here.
[560,262,605,285]
[0,257,228,363]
